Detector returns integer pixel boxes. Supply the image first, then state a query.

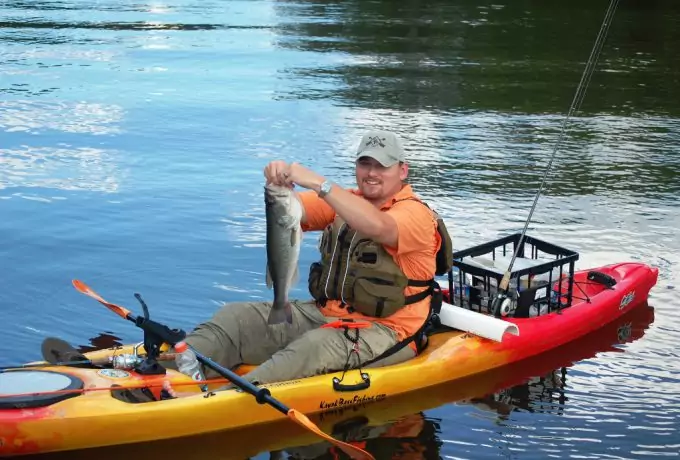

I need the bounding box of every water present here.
[1,0,678,458]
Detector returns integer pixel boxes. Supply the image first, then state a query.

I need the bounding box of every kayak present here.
[19,300,657,460]
[0,261,659,457]
[0,256,658,457]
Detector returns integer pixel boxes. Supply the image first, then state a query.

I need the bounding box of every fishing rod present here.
[491,0,621,316]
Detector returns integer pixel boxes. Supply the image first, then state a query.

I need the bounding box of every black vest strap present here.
[405,278,435,304]
[362,282,443,367]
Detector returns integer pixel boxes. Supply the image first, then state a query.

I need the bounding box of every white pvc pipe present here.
[438,302,520,342]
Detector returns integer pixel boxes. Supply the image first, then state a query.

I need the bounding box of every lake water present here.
[1,0,678,458]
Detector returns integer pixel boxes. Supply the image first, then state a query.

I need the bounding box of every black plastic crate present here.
[446,233,580,317]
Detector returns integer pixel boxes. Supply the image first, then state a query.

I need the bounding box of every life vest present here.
[307,201,438,318]
[394,198,453,276]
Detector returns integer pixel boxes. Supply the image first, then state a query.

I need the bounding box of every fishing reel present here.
[109,342,145,370]
[491,292,515,318]
[107,342,176,371]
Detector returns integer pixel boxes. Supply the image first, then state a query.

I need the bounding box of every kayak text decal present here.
[620,291,635,309]
[97,369,130,379]
[319,393,387,410]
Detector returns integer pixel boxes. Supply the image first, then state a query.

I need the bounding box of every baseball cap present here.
[355,130,405,167]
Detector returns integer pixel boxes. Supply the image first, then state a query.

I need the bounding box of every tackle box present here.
[445,233,580,317]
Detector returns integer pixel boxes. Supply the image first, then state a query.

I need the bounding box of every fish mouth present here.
[265,184,291,195]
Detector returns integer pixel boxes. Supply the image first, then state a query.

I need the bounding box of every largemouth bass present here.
[265,184,303,324]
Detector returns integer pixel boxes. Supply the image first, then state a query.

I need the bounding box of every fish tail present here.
[267,302,294,325]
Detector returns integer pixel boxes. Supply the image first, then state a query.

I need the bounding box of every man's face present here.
[355,156,408,203]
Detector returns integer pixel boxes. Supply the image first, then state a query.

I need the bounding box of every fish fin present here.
[265,262,273,289]
[290,226,300,247]
[267,302,294,325]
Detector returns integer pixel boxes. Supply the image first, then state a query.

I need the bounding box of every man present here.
[183,130,444,385]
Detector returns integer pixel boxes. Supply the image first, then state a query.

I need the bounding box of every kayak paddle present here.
[72,279,375,460]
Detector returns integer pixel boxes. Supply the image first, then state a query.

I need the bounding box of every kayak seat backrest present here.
[0,370,84,409]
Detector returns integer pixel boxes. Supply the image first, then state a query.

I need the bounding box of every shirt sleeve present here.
[384,200,438,256]
[297,190,336,232]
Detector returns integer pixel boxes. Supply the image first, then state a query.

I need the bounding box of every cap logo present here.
[365,135,386,149]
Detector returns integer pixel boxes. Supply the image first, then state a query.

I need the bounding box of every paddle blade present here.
[72,279,131,319]
[41,337,90,365]
[287,409,375,460]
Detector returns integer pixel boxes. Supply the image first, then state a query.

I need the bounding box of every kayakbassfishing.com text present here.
[319,393,387,410]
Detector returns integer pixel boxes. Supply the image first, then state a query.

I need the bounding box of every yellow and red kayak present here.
[19,300,657,460]
[0,261,658,457]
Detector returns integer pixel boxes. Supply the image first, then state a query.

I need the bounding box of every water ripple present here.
[0,100,123,134]
[0,144,122,193]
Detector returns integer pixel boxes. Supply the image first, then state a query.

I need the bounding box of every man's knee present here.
[183,302,271,372]
[242,328,349,384]
[283,328,350,374]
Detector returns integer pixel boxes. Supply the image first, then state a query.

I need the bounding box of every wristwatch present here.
[318,180,333,198]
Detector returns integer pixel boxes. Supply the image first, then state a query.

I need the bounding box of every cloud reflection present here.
[0,145,121,194]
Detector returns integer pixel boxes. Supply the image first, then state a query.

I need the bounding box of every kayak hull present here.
[0,262,658,456]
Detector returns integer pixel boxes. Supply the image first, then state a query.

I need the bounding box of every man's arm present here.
[263,160,398,246]
[321,184,398,247]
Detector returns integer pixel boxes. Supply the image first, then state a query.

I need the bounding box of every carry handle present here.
[332,373,371,392]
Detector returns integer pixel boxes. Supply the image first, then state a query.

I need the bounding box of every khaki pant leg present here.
[243,321,400,385]
[183,300,325,378]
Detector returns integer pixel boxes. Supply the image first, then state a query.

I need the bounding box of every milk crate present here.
[445,233,580,317]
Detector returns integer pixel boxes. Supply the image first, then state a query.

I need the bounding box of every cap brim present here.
[357,152,399,167]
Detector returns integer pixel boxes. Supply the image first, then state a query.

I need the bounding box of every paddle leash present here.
[72,280,375,460]
[490,0,621,316]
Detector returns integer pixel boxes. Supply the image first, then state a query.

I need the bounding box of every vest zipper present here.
[339,232,358,305]
[323,222,345,299]
[330,224,351,300]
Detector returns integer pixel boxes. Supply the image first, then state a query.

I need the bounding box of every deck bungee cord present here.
[491,0,621,317]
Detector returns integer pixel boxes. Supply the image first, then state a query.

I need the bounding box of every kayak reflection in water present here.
[468,368,567,418]
[176,130,453,386]
[270,412,441,460]
[261,370,565,460]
